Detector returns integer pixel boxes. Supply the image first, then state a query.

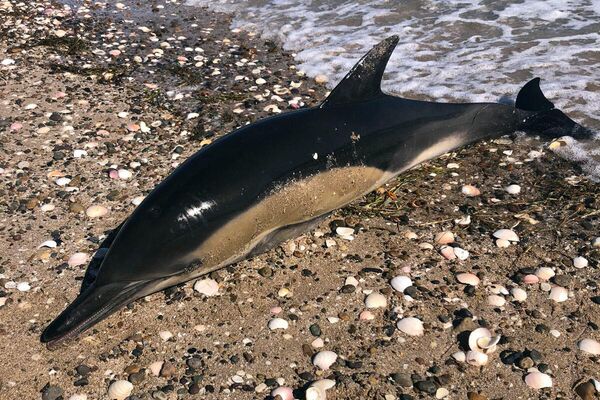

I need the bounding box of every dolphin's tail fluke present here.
[516,78,592,139]
[41,280,151,348]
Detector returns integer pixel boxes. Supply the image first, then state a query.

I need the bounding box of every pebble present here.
[575,380,596,400]
[159,330,173,341]
[42,385,64,400]
[573,256,588,269]
[86,205,109,218]
[391,372,413,387]
[461,185,480,197]
[193,279,219,296]
[17,282,31,292]
[505,184,521,194]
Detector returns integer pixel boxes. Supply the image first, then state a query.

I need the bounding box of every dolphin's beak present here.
[41,280,151,349]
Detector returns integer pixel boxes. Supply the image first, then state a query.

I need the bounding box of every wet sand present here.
[0,1,599,400]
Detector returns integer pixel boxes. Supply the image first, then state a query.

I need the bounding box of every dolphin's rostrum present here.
[41,35,590,347]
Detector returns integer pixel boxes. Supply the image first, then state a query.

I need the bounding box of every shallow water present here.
[187,0,600,180]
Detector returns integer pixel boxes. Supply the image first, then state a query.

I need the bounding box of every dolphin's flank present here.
[41,35,591,347]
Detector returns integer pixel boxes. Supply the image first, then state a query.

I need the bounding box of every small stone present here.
[309,324,321,337]
[575,380,595,400]
[160,361,177,378]
[42,385,64,400]
[573,256,588,269]
[414,380,437,394]
[86,205,109,218]
[391,373,413,388]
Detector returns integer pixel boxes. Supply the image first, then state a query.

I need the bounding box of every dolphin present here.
[41,35,590,346]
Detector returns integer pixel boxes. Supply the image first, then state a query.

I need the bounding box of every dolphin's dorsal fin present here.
[320,35,399,108]
[515,78,555,111]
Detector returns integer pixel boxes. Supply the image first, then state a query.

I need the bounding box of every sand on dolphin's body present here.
[0,1,599,400]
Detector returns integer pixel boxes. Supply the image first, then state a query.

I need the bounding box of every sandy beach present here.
[0,1,599,400]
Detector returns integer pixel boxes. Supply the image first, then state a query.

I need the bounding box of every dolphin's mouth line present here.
[44,281,151,349]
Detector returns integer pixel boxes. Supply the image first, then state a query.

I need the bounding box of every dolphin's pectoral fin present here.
[42,278,154,349]
[246,213,332,259]
[80,219,127,293]
[320,35,399,108]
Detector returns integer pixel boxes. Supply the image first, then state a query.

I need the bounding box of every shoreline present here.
[1,1,599,400]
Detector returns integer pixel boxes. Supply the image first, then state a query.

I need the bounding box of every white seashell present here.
[306,379,336,400]
[440,246,455,260]
[511,287,527,302]
[435,231,454,245]
[271,386,294,400]
[487,295,506,307]
[496,239,511,248]
[68,395,88,400]
[159,330,173,341]
[453,247,469,260]
[193,279,219,296]
[335,227,354,240]
[311,338,324,348]
[41,204,55,212]
[68,252,88,267]
[390,276,412,293]
[55,177,71,186]
[86,205,109,218]
[396,317,424,336]
[593,379,600,392]
[359,310,375,320]
[149,361,164,376]
[535,267,555,281]
[435,388,449,399]
[549,329,561,338]
[107,380,133,400]
[420,242,434,250]
[461,185,480,197]
[17,282,31,292]
[132,196,145,206]
[327,316,340,324]
[578,338,600,355]
[365,292,387,309]
[549,286,568,303]
[573,256,588,269]
[525,372,552,389]
[313,351,338,370]
[505,184,521,194]
[73,149,87,158]
[455,215,471,226]
[345,276,359,287]
[470,329,501,354]
[117,169,132,180]
[452,351,466,362]
[268,318,289,330]
[540,282,552,292]
[456,273,479,286]
[466,350,488,366]
[493,229,519,242]
[39,240,57,248]
[593,237,600,248]
[489,284,509,295]
[325,238,337,248]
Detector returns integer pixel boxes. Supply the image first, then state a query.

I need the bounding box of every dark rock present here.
[390,372,412,387]
[414,379,437,394]
[309,324,321,337]
[41,384,63,400]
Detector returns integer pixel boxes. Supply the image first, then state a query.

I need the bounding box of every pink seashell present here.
[270,306,282,314]
[10,122,23,131]
[522,274,539,284]
[440,246,456,260]
[359,310,375,321]
[68,252,89,268]
[271,387,294,400]
[108,169,119,179]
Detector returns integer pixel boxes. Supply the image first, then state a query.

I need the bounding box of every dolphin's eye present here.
[148,206,161,219]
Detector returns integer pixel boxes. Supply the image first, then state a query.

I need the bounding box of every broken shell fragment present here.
[396,317,424,336]
[466,350,488,366]
[268,318,289,330]
[493,229,519,242]
[271,386,294,400]
[578,338,600,355]
[468,328,501,353]
[312,351,338,370]
[525,372,553,389]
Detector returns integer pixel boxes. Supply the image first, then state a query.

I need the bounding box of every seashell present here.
[159,330,173,341]
[365,292,387,309]
[312,350,338,370]
[55,177,71,186]
[593,379,600,392]
[311,338,324,348]
[549,286,568,303]
[132,196,145,206]
[271,386,294,400]
[461,185,480,197]
[306,379,336,400]
[335,227,354,240]
[270,306,282,314]
[466,350,488,366]
[511,287,527,302]
[469,328,500,353]
[489,284,509,295]
[68,252,89,268]
[440,246,456,260]
[523,274,539,284]
[41,204,55,212]
[455,215,471,226]
[86,205,109,218]
[452,351,466,362]
[456,273,480,286]
[149,361,164,376]
[39,240,57,248]
[68,395,88,400]
[107,380,133,400]
[345,276,359,287]
[359,310,375,320]
[573,256,588,269]
[404,231,418,240]
[535,267,554,281]
[17,282,31,292]
[118,169,132,180]
[390,275,412,293]
[268,318,289,330]
[435,231,455,245]
[453,247,469,260]
[549,329,561,338]
[524,372,552,389]
[396,317,424,336]
[278,288,291,297]
[593,237,600,248]
[505,184,521,194]
[420,242,434,250]
[495,239,511,248]
[193,279,219,296]
[493,229,519,242]
[487,295,506,307]
[578,338,600,355]
[435,388,449,399]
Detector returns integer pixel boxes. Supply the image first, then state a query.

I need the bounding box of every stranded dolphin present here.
[41,35,590,346]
